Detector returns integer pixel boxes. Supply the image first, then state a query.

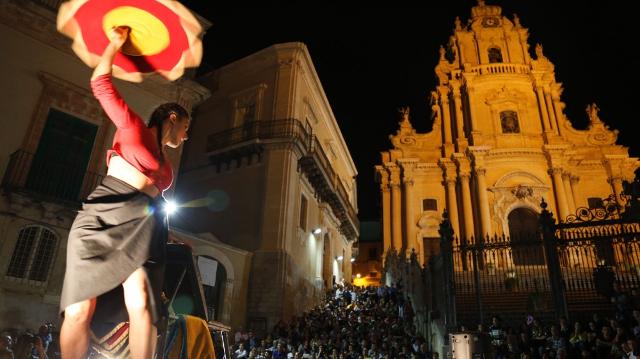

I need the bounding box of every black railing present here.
[206,119,359,239]
[206,119,310,153]
[430,194,640,330]
[2,149,103,203]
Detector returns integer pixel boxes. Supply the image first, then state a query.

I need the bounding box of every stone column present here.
[380,171,392,255]
[451,82,467,151]
[402,163,417,254]
[389,166,403,252]
[445,178,460,237]
[570,176,582,208]
[544,91,558,135]
[438,87,454,156]
[609,176,625,207]
[440,159,460,237]
[551,94,565,136]
[535,85,552,133]
[459,173,475,241]
[475,168,492,237]
[562,172,576,213]
[549,168,570,222]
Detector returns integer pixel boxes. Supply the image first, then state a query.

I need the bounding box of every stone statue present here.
[454,16,462,31]
[586,103,601,123]
[399,106,410,122]
[513,14,521,28]
[439,45,446,61]
[535,44,544,59]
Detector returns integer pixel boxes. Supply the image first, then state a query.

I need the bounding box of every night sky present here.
[179,1,639,222]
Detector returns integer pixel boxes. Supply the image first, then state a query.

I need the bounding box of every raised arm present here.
[90,27,143,129]
[91,26,129,81]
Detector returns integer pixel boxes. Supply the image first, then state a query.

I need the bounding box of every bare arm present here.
[90,26,142,129]
[91,26,129,81]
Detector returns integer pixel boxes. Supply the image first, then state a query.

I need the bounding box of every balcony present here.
[469,63,530,76]
[1,149,103,204]
[205,119,359,240]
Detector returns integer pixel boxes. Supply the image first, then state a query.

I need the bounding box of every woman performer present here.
[59,26,190,359]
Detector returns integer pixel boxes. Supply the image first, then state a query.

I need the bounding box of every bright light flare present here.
[164,200,178,215]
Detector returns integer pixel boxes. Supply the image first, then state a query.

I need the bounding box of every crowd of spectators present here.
[479,283,640,358]
[0,322,57,359]
[232,284,434,359]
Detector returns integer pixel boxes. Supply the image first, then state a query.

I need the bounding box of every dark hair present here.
[147,102,189,159]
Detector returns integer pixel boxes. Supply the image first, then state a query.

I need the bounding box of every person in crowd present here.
[0,333,14,359]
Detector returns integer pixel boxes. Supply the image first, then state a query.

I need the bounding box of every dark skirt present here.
[60,175,167,326]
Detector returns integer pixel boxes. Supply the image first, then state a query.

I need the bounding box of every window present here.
[26,109,97,201]
[500,111,520,134]
[588,197,604,209]
[6,226,58,282]
[423,199,438,212]
[299,194,308,231]
[488,47,503,63]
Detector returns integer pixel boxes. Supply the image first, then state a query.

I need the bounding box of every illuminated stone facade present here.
[376,2,639,265]
[175,42,359,333]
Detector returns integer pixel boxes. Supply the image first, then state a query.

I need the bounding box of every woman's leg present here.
[60,298,96,359]
[123,267,157,359]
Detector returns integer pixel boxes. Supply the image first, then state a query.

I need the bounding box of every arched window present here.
[6,226,58,282]
[488,47,503,63]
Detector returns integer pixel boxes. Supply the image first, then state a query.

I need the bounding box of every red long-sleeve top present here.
[91,74,173,192]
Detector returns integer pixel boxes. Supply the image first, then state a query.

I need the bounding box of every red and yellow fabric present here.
[57,0,203,82]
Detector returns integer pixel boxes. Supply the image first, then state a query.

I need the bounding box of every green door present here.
[26,109,97,201]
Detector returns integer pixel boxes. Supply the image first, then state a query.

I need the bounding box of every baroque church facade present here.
[376,1,639,265]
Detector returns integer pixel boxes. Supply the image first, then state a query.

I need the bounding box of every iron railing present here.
[2,149,103,203]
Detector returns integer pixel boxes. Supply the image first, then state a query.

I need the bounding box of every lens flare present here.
[164,200,178,215]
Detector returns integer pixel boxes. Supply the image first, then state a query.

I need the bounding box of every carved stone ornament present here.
[512,185,533,199]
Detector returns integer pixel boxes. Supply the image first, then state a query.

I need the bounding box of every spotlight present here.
[350,257,356,262]
[312,227,322,235]
[164,200,178,215]
[337,255,344,261]
[356,273,361,278]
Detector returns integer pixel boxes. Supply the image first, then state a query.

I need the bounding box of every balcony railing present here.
[205,119,359,240]
[469,63,530,76]
[206,119,310,153]
[2,149,103,203]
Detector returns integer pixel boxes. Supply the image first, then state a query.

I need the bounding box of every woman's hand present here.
[91,26,129,80]
[109,26,130,50]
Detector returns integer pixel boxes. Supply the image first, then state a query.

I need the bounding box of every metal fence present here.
[432,181,640,330]
[1,149,103,203]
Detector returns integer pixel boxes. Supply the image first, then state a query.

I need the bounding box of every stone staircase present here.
[455,289,613,328]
